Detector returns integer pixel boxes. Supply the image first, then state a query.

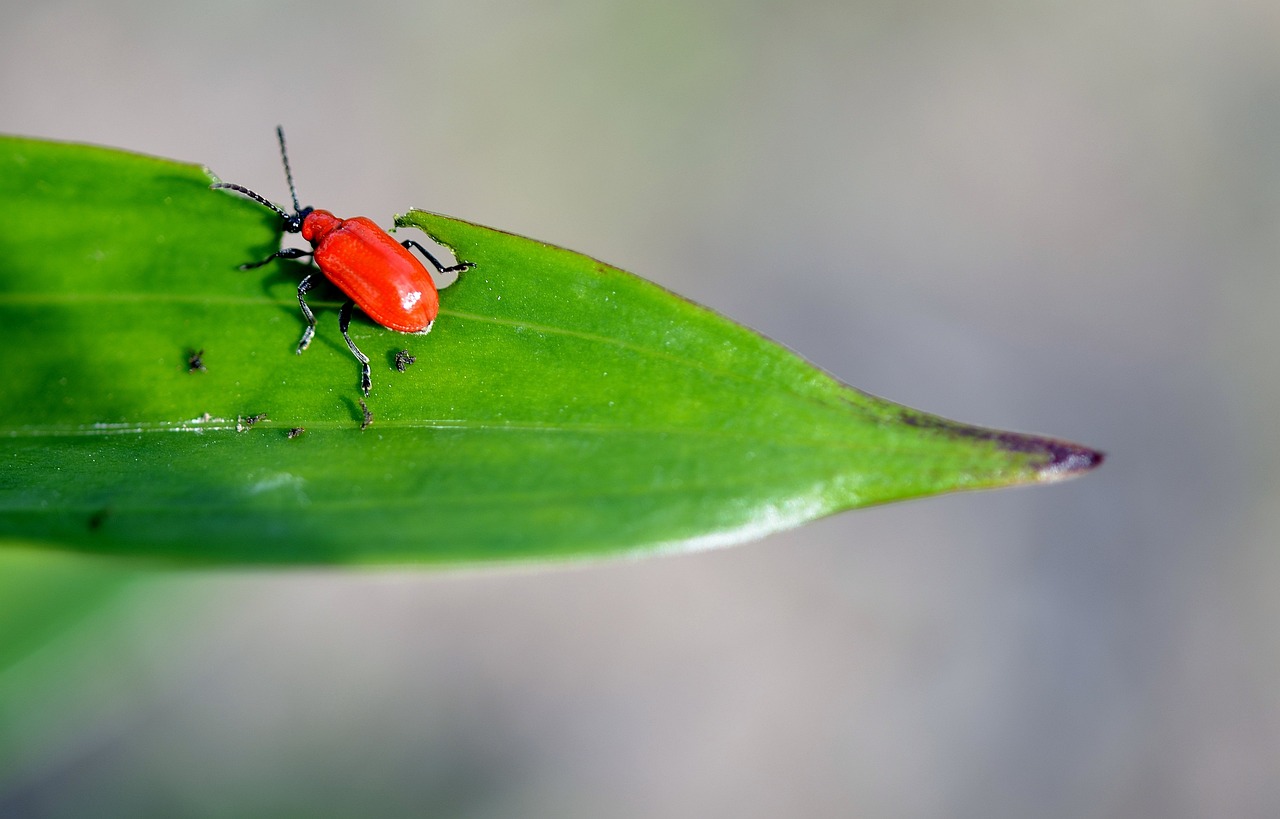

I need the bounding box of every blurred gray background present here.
[1,0,1276,816]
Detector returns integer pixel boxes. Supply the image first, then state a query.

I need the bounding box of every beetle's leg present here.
[401,240,473,279]
[296,274,317,353]
[240,247,312,270]
[339,300,372,396]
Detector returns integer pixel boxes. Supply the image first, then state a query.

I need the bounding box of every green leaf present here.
[0,548,132,672]
[0,135,1100,565]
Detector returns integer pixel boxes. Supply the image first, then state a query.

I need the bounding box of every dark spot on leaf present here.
[359,399,373,431]
[88,508,109,531]
[287,427,305,439]
[236,413,268,433]
[393,349,416,372]
[186,348,206,372]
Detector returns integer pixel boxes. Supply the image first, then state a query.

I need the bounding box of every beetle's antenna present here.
[210,182,291,220]
[276,125,302,214]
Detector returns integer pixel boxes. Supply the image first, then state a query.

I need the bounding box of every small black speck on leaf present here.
[394,350,417,372]
[359,399,373,431]
[236,413,268,433]
[186,348,206,373]
[287,427,306,439]
[88,508,109,531]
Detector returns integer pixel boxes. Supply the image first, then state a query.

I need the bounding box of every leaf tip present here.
[896,408,1103,485]
[1026,437,1105,482]
[987,431,1104,483]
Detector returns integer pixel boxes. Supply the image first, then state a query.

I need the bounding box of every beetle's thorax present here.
[301,209,343,247]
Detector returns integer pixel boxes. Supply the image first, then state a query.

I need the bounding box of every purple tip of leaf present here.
[998,434,1105,482]
[897,410,1104,482]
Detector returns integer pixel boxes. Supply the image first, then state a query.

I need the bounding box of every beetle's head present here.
[283,206,313,234]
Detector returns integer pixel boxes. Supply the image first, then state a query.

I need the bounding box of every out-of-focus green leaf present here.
[0,135,1100,564]
[0,548,132,672]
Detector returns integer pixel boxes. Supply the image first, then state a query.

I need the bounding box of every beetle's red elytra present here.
[211,127,471,395]
[304,213,440,333]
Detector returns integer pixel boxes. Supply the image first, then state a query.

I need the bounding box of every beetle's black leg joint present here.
[339,300,372,396]
[240,247,312,270]
[296,274,317,353]
[401,240,474,275]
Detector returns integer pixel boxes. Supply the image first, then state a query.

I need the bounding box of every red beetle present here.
[211,127,471,395]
